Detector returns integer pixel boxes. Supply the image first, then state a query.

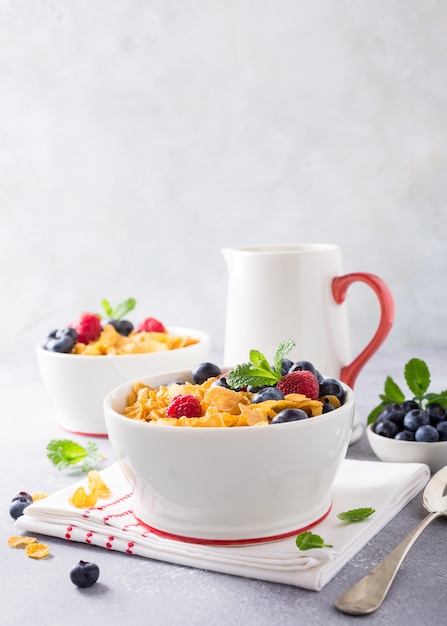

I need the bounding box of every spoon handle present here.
[334,511,441,615]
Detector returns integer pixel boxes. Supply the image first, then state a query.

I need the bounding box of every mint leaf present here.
[370,357,447,422]
[46,439,105,472]
[425,391,447,409]
[404,358,430,398]
[383,376,406,403]
[296,531,333,550]
[367,402,389,425]
[337,507,375,522]
[226,364,278,389]
[101,299,114,318]
[226,340,295,389]
[101,298,136,320]
[112,297,136,320]
[273,339,296,376]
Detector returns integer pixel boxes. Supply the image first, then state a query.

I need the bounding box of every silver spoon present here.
[335,464,447,615]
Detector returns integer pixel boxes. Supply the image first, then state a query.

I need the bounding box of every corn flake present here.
[72,325,199,356]
[122,377,325,428]
[25,543,50,559]
[88,470,111,499]
[69,486,98,508]
[69,471,111,508]
[31,492,49,502]
[8,536,38,548]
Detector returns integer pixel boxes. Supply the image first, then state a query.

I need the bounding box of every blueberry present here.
[426,404,447,426]
[11,491,33,502]
[401,399,420,413]
[314,370,324,383]
[211,377,229,388]
[374,419,399,438]
[45,336,73,353]
[436,421,447,441]
[289,360,317,377]
[9,497,32,520]
[415,424,439,442]
[192,362,222,385]
[252,387,285,403]
[65,327,78,339]
[106,319,134,336]
[394,430,415,441]
[247,385,265,393]
[280,359,294,376]
[69,560,100,588]
[378,403,405,427]
[271,408,308,424]
[319,378,345,404]
[322,402,335,413]
[403,409,429,432]
[44,327,78,353]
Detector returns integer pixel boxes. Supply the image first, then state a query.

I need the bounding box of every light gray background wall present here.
[1,1,446,366]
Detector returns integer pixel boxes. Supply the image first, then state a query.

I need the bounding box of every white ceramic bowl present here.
[37,328,210,436]
[104,368,355,545]
[367,424,447,474]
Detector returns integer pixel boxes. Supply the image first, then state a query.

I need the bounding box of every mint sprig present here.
[367,358,447,424]
[46,439,105,472]
[337,507,375,522]
[101,298,136,320]
[296,531,333,550]
[226,339,295,389]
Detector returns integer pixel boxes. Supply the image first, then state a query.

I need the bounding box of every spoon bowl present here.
[335,464,447,615]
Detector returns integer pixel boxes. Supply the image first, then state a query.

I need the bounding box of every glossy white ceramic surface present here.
[37,328,210,436]
[367,424,447,474]
[104,368,355,543]
[223,244,394,445]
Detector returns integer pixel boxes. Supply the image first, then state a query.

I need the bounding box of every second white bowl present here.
[37,328,210,436]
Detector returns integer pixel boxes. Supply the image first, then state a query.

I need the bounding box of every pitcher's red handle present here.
[332,273,395,389]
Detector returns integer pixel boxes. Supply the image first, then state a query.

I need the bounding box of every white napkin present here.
[15,459,430,591]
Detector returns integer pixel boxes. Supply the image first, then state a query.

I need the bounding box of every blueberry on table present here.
[70,560,100,588]
[9,497,32,520]
[271,408,308,424]
[191,362,222,385]
[11,491,33,502]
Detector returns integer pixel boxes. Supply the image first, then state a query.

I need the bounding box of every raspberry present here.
[166,394,202,419]
[276,371,320,400]
[69,313,102,345]
[137,317,166,333]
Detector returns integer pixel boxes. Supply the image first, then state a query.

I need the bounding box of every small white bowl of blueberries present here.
[367,357,447,473]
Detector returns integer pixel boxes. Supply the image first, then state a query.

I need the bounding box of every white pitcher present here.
[223,244,394,441]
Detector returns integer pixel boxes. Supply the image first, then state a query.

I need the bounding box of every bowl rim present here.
[366,423,447,447]
[36,326,210,360]
[103,368,355,434]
